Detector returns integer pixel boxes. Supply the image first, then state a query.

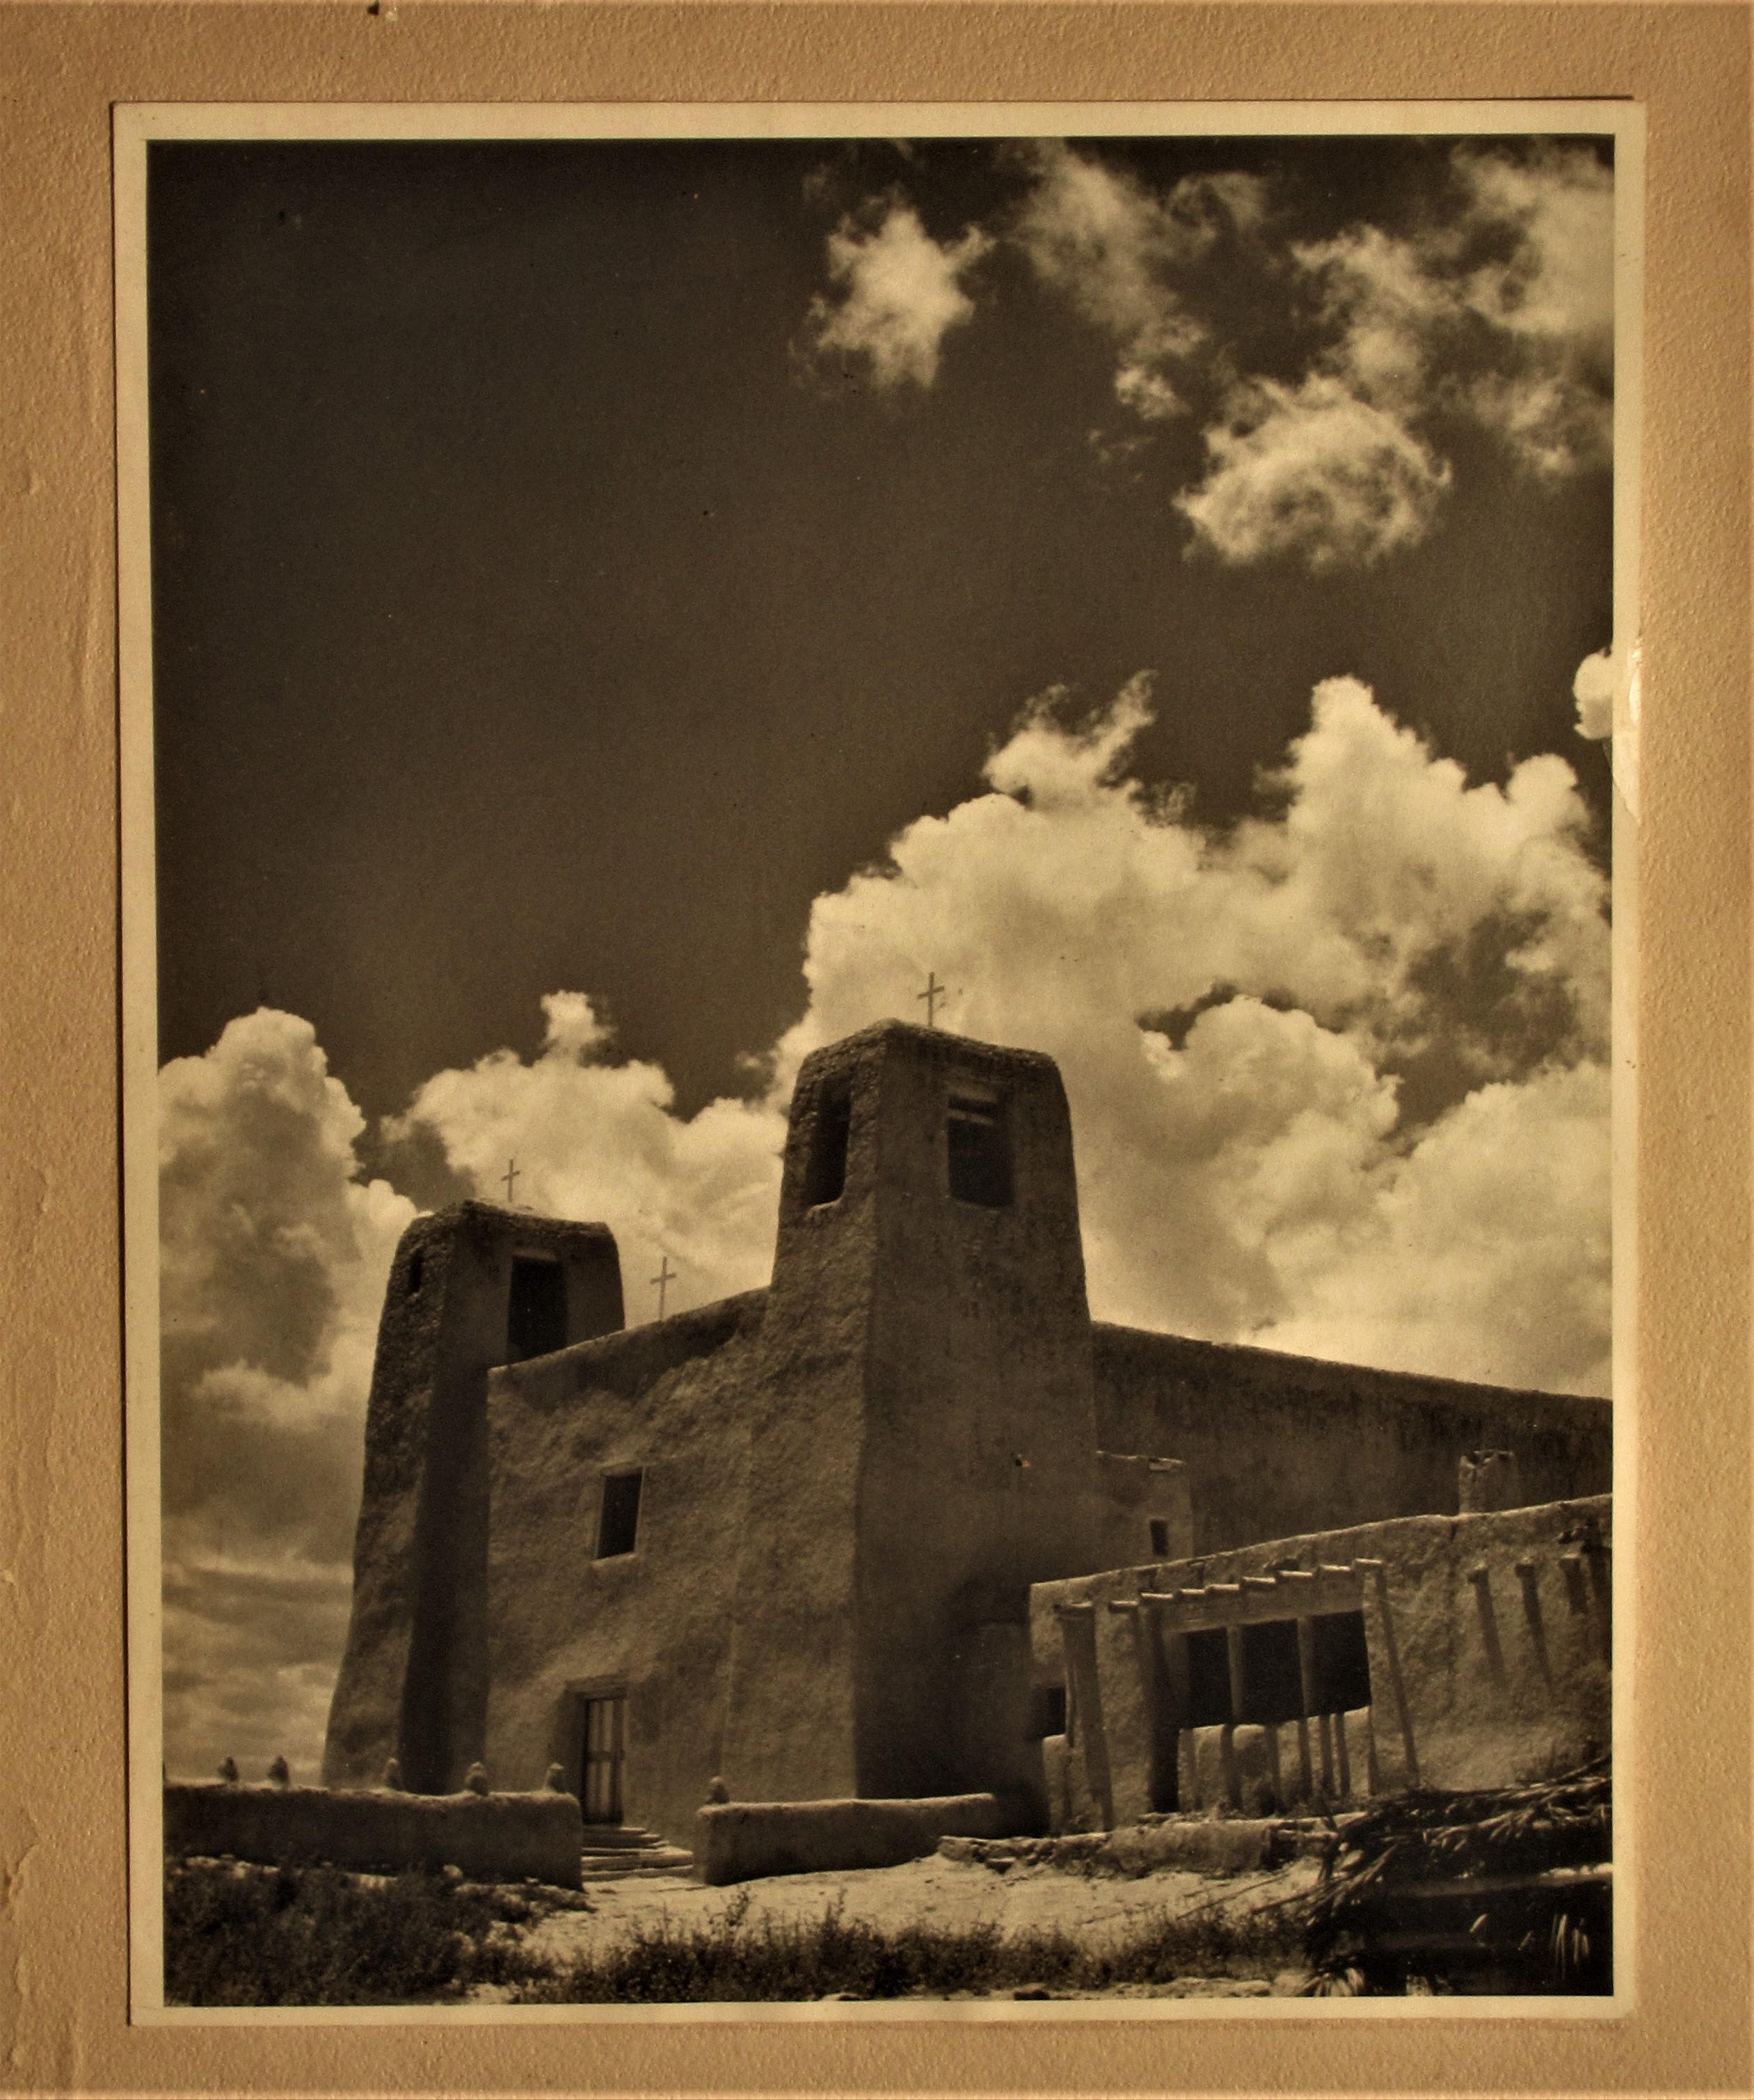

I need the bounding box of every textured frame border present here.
[3,3,1748,2093]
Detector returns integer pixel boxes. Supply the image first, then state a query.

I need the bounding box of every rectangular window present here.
[1149,1518,1172,1557]
[1039,1684,1068,1738]
[802,1076,851,1207]
[946,1088,1013,1207]
[507,1254,567,1361]
[596,1469,643,1559]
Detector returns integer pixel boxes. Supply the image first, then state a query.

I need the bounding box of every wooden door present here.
[580,1695,625,1824]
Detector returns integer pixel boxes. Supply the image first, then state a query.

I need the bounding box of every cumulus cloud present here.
[1449,145,1615,476]
[161,674,1612,1770]
[388,992,785,1319]
[768,674,1609,1387]
[800,143,1611,565]
[998,141,1616,568]
[158,1009,415,1776]
[1255,1058,1611,1388]
[1174,376,1452,570]
[1178,145,1612,567]
[1012,144,1266,421]
[804,202,992,390]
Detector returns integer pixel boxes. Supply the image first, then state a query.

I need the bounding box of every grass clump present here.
[164,1858,1305,2006]
[513,1888,1302,2003]
[163,1858,554,2006]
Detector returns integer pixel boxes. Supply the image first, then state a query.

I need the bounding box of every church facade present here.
[322,1020,1611,1846]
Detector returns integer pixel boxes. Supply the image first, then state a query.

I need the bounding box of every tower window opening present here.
[406,1252,424,1298]
[802,1077,852,1207]
[1149,1518,1172,1557]
[947,1088,1013,1207]
[507,1255,568,1361]
[596,1470,644,1559]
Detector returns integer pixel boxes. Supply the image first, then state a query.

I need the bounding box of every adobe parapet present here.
[1090,1323,1611,1552]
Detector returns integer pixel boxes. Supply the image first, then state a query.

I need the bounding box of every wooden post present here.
[1356,1559,1419,1787]
[1223,1623,1247,1810]
[1295,1615,1319,1799]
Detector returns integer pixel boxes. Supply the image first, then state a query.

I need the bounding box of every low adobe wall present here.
[696,1792,1012,1886]
[164,1783,582,1888]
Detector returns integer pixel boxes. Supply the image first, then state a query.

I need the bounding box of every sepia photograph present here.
[120,101,1635,2017]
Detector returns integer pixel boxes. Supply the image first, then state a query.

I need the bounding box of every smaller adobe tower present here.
[323,1202,622,1792]
[719,1020,1108,1806]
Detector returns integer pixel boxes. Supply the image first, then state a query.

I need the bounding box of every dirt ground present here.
[504,1850,1321,1998]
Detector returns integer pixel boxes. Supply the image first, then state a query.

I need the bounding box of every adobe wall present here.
[324,1203,623,1792]
[164,1781,584,1888]
[1030,1496,1611,1832]
[483,1290,767,1848]
[1091,1324,1611,1554]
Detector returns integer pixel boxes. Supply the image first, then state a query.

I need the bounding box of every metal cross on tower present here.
[917,971,945,1028]
[500,1158,520,1204]
[651,1254,676,1321]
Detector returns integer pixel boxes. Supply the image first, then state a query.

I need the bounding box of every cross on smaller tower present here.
[917,971,945,1028]
[500,1158,520,1205]
[651,1254,676,1321]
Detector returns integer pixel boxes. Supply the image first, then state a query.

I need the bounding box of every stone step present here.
[580,1850,696,1882]
[578,1824,664,1850]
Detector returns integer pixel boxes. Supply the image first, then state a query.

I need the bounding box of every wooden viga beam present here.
[1129,1561,1366,1633]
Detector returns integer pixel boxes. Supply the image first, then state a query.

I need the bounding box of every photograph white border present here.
[115,94,1643,2028]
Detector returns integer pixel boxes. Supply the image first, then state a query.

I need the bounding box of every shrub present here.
[163,1860,549,2006]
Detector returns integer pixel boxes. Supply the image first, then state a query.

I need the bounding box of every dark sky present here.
[148,133,1613,1126]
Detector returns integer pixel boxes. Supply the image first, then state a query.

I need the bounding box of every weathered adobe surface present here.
[324,1204,623,1792]
[695,1792,1010,1885]
[1091,1324,1611,1555]
[719,1022,1115,1811]
[164,1781,584,1888]
[484,1295,767,1845]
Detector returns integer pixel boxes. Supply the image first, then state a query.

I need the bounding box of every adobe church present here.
[321,1019,1611,1845]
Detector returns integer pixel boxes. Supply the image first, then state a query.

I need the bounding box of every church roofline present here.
[802,1016,1060,1069]
[1089,1317,1609,1415]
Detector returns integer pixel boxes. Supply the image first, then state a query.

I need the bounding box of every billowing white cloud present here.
[804,202,993,390]
[1254,1058,1611,1391]
[158,1009,416,1777]
[388,991,785,1320]
[768,674,1609,1385]
[161,675,1613,1772]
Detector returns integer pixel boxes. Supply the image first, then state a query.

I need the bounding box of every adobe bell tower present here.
[719,1021,1106,1805]
[323,1202,623,1792]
